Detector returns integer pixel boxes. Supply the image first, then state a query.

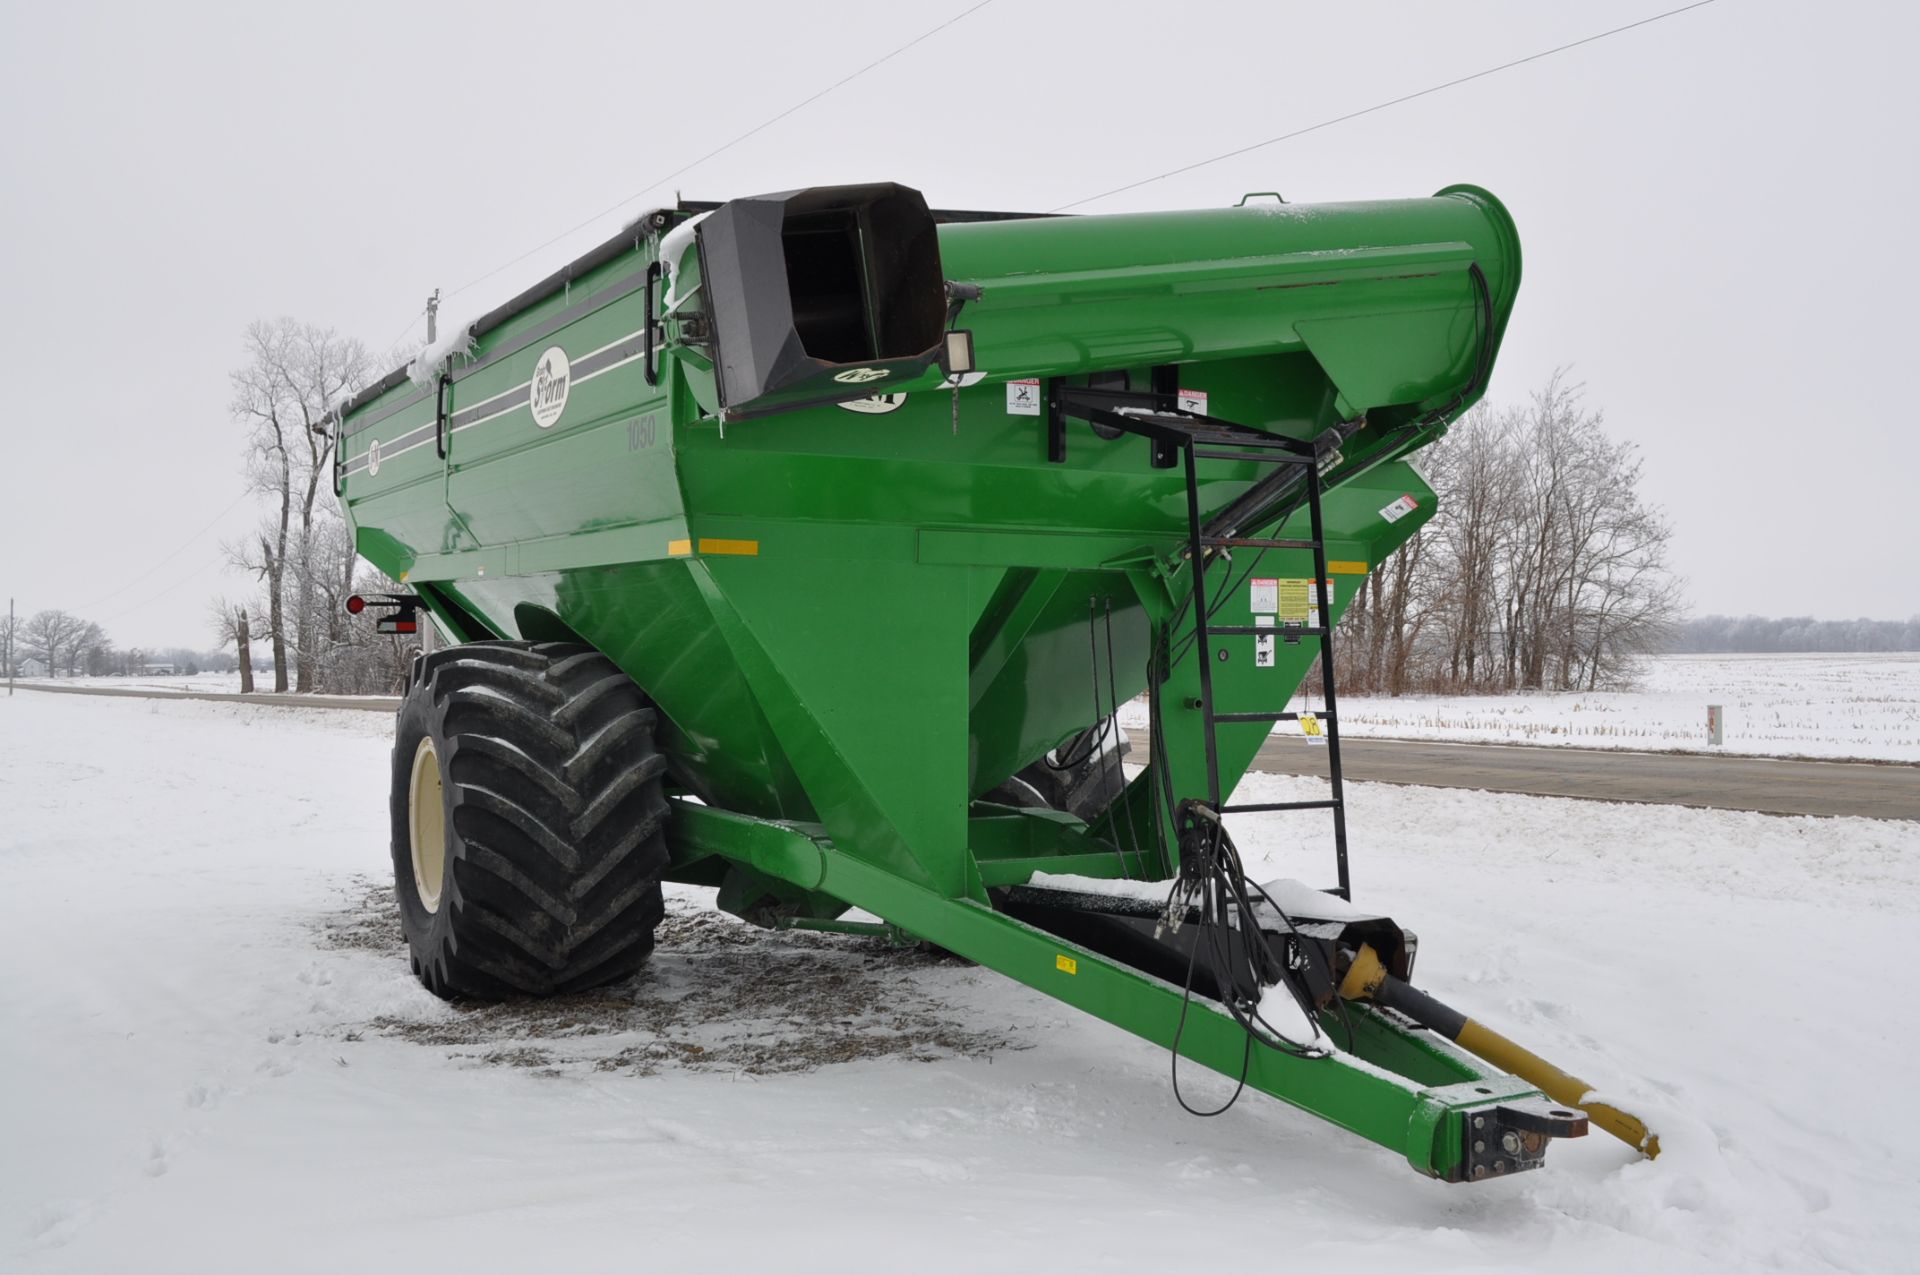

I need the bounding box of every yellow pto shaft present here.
[1339,944,1659,1158]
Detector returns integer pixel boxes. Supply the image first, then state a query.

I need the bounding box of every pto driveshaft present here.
[1339,944,1660,1157]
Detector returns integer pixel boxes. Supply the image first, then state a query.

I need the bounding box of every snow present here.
[1026,870,1170,902]
[1119,653,1920,762]
[1252,978,1322,1049]
[1025,873,1372,927]
[3,691,1917,1272]
[15,671,247,694]
[1257,876,1374,922]
[405,318,477,389]
[658,210,709,311]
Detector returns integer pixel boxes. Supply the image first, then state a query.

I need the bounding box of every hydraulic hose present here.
[1338,944,1660,1158]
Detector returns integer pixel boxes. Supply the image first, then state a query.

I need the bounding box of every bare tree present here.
[65,621,108,677]
[317,562,420,695]
[1332,374,1680,695]
[208,597,258,693]
[20,610,88,678]
[0,606,19,678]
[226,318,371,692]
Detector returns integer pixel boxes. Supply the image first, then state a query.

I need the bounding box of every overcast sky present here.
[2,0,1914,649]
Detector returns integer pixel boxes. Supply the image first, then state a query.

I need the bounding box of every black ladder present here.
[1181,443,1351,900]
[1053,385,1353,899]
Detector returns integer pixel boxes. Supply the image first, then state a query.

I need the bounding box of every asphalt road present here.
[13,683,1917,820]
[1241,734,1920,821]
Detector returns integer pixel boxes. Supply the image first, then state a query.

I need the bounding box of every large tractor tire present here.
[390,641,670,1000]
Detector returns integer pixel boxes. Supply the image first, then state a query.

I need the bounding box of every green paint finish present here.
[340,184,1524,1175]
[669,800,1523,1180]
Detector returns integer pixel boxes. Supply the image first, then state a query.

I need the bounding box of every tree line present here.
[0,606,236,679]
[1332,375,1682,695]
[7,317,424,697]
[1672,614,1920,653]
[209,317,419,696]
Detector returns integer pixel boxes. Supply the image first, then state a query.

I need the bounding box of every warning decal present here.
[1250,577,1278,613]
[1177,387,1208,415]
[1276,578,1329,627]
[1379,493,1419,524]
[1006,379,1042,416]
[1255,614,1275,668]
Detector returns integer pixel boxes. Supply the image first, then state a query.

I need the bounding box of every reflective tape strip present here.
[1327,560,1370,575]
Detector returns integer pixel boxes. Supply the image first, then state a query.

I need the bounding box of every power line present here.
[1052,0,1721,212]
[376,305,428,365]
[95,554,227,627]
[441,0,996,306]
[66,489,253,614]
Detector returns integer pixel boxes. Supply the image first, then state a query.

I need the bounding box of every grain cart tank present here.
[335,182,1656,1180]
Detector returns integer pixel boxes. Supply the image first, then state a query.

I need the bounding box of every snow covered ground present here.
[1121,653,1920,763]
[14,671,247,694]
[39,650,1920,762]
[3,692,1916,1273]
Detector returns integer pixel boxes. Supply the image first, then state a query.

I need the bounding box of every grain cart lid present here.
[677,183,952,419]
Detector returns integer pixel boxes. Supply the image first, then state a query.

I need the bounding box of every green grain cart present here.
[334,182,1654,1181]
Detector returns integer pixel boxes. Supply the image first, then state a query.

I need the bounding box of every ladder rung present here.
[1206,625,1328,637]
[1201,536,1319,550]
[1221,799,1343,814]
[1192,447,1313,464]
[1189,438,1315,459]
[1211,710,1336,725]
[1208,709,1335,724]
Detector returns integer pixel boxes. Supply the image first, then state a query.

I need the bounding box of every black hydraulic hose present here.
[1101,597,1145,875]
[1046,599,1108,773]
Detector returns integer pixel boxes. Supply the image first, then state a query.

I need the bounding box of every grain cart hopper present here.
[334,181,1657,1181]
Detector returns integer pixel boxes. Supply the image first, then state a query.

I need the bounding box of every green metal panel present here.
[337,184,1526,1174]
[669,799,1532,1180]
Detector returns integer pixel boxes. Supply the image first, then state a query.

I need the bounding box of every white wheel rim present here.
[408,736,447,913]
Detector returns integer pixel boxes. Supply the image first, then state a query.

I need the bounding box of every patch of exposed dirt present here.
[317,877,1024,1077]
[316,879,407,954]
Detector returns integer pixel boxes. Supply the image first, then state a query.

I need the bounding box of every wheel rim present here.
[408,736,447,912]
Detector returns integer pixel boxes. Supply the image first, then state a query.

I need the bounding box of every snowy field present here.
[1123,653,1920,763]
[34,651,1920,762]
[3,693,1917,1273]
[1321,653,1920,761]
[14,671,249,694]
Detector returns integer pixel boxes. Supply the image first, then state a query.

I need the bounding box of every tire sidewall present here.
[390,683,456,976]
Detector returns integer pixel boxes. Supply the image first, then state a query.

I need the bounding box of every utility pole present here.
[426,289,440,344]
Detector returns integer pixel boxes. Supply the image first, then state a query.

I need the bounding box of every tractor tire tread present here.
[391,641,669,1001]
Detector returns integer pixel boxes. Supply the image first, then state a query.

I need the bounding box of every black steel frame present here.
[1053,387,1353,898]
